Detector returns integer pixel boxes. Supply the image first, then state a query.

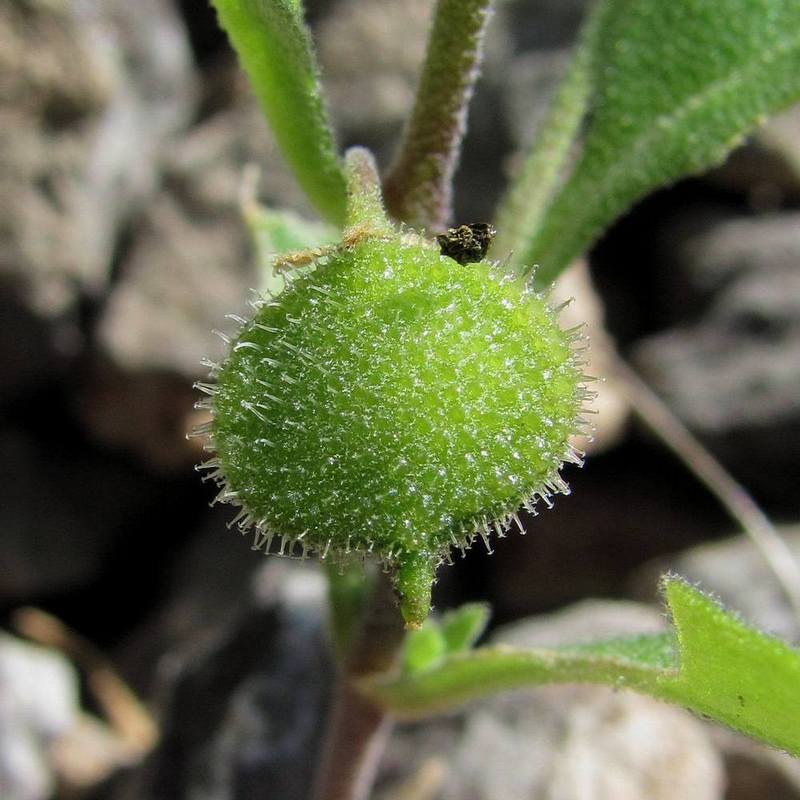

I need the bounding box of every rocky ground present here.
[2,1,800,798]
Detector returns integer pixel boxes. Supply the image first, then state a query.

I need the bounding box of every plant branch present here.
[614,357,800,621]
[382,0,495,230]
[326,560,372,663]
[312,568,406,800]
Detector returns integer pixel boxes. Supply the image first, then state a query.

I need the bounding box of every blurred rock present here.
[96,72,314,377]
[91,72,317,466]
[633,209,800,501]
[0,0,195,317]
[554,260,629,455]
[377,600,724,800]
[122,560,332,800]
[0,633,79,800]
[709,105,800,208]
[0,426,154,603]
[94,153,249,378]
[316,0,514,221]
[317,0,433,150]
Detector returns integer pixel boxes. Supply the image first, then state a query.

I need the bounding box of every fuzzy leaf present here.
[494,0,608,266]
[441,603,491,653]
[403,620,448,674]
[244,204,337,295]
[523,0,800,285]
[361,577,800,756]
[211,0,347,225]
[658,578,800,754]
[404,603,492,672]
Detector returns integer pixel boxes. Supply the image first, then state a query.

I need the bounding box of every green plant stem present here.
[382,0,495,230]
[494,1,605,273]
[326,561,371,662]
[211,0,347,225]
[361,641,667,719]
[312,569,406,800]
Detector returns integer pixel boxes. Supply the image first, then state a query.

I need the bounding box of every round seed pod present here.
[197,234,588,627]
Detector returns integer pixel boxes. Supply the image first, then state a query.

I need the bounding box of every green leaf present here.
[521,0,800,286]
[658,577,800,755]
[441,603,491,653]
[211,0,347,225]
[494,0,608,266]
[361,576,800,756]
[243,203,337,295]
[404,603,491,672]
[403,619,448,674]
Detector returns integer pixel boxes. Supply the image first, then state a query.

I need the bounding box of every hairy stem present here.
[312,569,406,800]
[382,0,495,230]
[326,560,371,662]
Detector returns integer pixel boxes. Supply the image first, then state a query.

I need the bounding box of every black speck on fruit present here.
[436,223,496,265]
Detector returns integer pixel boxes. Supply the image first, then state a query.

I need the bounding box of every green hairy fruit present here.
[197,231,587,627]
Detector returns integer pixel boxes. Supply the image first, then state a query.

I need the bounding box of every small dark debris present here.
[437,223,496,265]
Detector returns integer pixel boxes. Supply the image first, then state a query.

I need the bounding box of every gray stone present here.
[96,81,315,379]
[0,633,79,800]
[88,77,318,468]
[632,209,800,496]
[317,0,434,149]
[121,560,333,800]
[0,0,195,317]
